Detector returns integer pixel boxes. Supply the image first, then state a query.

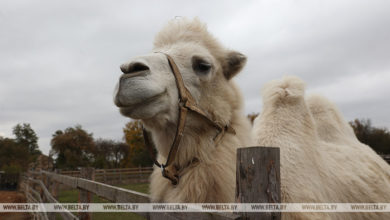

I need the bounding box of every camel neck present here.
[142,112,234,168]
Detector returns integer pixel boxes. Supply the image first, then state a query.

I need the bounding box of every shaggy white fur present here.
[115,18,253,202]
[253,76,390,219]
[147,19,254,203]
[115,18,390,219]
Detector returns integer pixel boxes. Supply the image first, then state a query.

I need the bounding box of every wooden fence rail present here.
[21,174,78,220]
[58,167,153,185]
[21,146,281,220]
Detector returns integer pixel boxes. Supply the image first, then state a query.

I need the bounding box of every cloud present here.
[0,0,389,154]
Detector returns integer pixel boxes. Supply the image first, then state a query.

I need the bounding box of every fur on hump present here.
[254,75,319,149]
[253,76,329,200]
[307,94,357,143]
[254,76,390,219]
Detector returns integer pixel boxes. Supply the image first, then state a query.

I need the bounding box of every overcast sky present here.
[1,0,389,155]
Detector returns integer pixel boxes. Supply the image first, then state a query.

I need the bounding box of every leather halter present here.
[143,53,235,185]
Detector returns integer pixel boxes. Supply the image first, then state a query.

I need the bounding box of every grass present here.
[56,183,149,220]
[120,183,149,194]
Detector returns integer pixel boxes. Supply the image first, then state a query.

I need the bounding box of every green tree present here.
[93,139,129,169]
[12,123,41,156]
[92,138,111,169]
[123,120,153,167]
[50,125,95,170]
[0,138,30,173]
[349,119,390,154]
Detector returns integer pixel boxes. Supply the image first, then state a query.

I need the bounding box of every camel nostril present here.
[121,62,150,74]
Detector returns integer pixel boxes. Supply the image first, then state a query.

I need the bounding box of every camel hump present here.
[307,94,357,142]
[261,75,306,105]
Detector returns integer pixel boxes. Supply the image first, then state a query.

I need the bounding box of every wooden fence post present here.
[138,166,142,183]
[46,174,56,220]
[79,167,95,220]
[45,173,50,190]
[236,146,281,220]
[51,169,60,199]
[37,169,45,200]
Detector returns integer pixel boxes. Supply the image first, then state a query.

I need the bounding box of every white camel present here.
[114,18,252,202]
[253,76,390,219]
[114,18,390,219]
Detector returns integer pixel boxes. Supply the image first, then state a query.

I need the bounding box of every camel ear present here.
[222,51,247,80]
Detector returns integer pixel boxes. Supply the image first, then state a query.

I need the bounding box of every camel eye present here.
[192,56,212,75]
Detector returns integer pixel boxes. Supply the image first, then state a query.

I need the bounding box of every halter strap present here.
[143,53,235,185]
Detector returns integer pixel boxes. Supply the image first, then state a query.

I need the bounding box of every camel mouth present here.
[117,89,168,118]
[116,89,167,108]
[114,70,165,107]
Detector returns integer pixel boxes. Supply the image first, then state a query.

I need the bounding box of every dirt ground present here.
[0,191,31,220]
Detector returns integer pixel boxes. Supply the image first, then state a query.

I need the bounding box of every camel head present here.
[114,18,247,132]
